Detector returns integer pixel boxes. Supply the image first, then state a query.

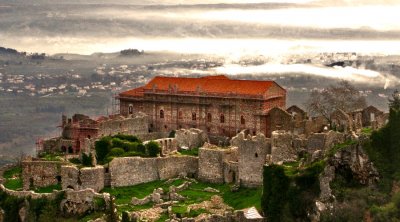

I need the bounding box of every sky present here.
[0,0,399,56]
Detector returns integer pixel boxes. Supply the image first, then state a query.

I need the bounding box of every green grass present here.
[102,178,262,217]
[101,179,186,213]
[3,166,23,190]
[4,178,23,190]
[361,127,373,136]
[34,184,62,193]
[40,153,65,161]
[3,166,21,179]
[327,140,358,157]
[178,147,199,156]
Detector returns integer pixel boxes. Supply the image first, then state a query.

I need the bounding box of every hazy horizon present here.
[1,0,400,57]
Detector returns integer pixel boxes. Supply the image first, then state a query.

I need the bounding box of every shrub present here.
[111,138,124,148]
[146,141,161,157]
[81,153,93,167]
[136,143,146,154]
[169,130,176,138]
[95,137,112,163]
[109,148,125,157]
[114,134,141,143]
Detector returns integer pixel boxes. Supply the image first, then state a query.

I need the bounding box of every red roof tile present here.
[120,75,282,98]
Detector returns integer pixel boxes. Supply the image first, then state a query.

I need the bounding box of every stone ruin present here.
[175,128,208,150]
[0,184,110,219]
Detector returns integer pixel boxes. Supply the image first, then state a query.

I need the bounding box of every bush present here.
[81,153,93,167]
[111,138,124,148]
[146,141,161,157]
[114,134,141,143]
[137,143,146,154]
[109,148,125,157]
[95,137,112,163]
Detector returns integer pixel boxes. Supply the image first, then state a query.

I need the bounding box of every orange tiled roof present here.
[120,75,282,98]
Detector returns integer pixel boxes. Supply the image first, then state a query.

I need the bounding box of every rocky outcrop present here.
[329,142,379,186]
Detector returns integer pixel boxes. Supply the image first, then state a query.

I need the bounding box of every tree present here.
[261,165,290,222]
[305,81,367,121]
[95,137,111,163]
[389,89,400,111]
[146,141,161,157]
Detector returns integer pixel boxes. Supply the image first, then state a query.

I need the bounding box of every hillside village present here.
[1,74,397,222]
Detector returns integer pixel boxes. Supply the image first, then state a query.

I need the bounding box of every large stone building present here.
[118,75,286,138]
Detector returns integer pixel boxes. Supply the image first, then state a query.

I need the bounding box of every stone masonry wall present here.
[157,156,198,179]
[22,161,64,190]
[109,156,199,187]
[109,157,159,187]
[98,113,148,137]
[198,144,238,184]
[231,131,270,187]
[61,165,105,192]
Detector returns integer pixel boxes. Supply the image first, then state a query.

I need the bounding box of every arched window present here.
[160,110,164,119]
[128,105,133,114]
[220,114,225,123]
[192,112,197,121]
[178,111,183,119]
[207,113,212,122]
[240,115,245,125]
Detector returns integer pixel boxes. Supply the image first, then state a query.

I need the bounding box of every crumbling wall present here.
[109,156,200,187]
[0,184,110,218]
[175,128,208,149]
[231,132,270,187]
[22,161,64,190]
[270,131,297,163]
[110,157,159,187]
[223,161,239,184]
[98,113,148,137]
[61,165,105,192]
[157,156,198,179]
[146,138,177,156]
[307,131,345,154]
[198,144,238,184]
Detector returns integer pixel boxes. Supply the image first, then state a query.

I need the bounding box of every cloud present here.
[212,63,400,88]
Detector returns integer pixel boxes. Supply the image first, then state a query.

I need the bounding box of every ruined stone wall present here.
[0,184,110,218]
[231,132,270,187]
[61,165,105,192]
[266,107,293,137]
[157,156,198,179]
[22,161,64,190]
[98,113,148,137]
[198,145,238,184]
[109,156,199,187]
[146,138,177,155]
[307,131,345,154]
[304,116,329,136]
[175,128,208,149]
[110,157,159,187]
[271,131,297,163]
[223,161,239,184]
[198,148,225,184]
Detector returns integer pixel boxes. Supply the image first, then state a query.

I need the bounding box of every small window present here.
[192,112,197,121]
[255,153,258,158]
[128,105,133,114]
[240,115,245,125]
[220,114,225,123]
[164,125,168,129]
[207,113,212,122]
[178,111,183,119]
[207,127,211,132]
[160,110,164,119]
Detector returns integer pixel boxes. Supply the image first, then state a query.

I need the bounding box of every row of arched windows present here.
[159,109,245,124]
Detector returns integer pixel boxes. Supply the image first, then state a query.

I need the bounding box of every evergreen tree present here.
[389,89,400,111]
